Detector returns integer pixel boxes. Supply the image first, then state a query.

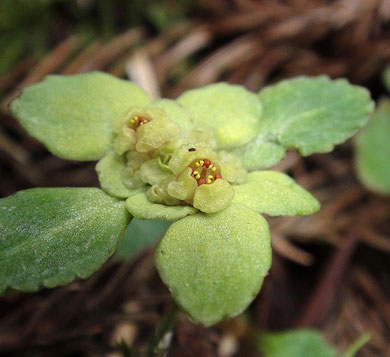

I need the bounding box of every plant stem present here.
[148,304,178,357]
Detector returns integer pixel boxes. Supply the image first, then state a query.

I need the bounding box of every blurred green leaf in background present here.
[116,219,172,261]
[256,329,370,357]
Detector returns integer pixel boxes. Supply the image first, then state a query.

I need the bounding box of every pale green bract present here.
[3,72,374,327]
[177,82,263,149]
[0,188,130,294]
[126,192,197,220]
[10,72,151,161]
[355,100,390,194]
[233,171,320,216]
[155,203,271,326]
[96,150,145,198]
[233,76,374,170]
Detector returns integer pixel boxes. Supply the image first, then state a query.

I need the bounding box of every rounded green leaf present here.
[0,188,130,294]
[257,329,337,357]
[125,192,197,220]
[155,203,271,326]
[10,72,151,161]
[233,171,320,216]
[177,83,262,149]
[355,100,390,194]
[257,76,374,156]
[96,151,146,198]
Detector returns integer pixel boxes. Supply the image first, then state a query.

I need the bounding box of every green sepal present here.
[177,82,262,149]
[233,171,320,216]
[96,151,145,198]
[140,158,172,186]
[193,179,235,213]
[168,142,216,175]
[125,192,197,220]
[355,100,390,194]
[10,72,151,161]
[167,167,197,201]
[0,188,131,294]
[155,203,271,327]
[136,113,180,153]
[217,151,248,184]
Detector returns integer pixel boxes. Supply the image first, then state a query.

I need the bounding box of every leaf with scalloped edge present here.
[0,188,130,294]
[10,72,151,161]
[177,82,262,149]
[355,100,390,194]
[155,203,271,326]
[236,76,374,170]
[233,171,320,216]
[125,192,197,220]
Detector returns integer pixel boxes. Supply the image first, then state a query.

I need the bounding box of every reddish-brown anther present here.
[138,116,149,124]
[197,178,206,186]
[203,159,211,168]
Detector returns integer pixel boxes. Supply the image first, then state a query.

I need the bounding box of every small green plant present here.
[0,72,373,327]
[354,67,390,194]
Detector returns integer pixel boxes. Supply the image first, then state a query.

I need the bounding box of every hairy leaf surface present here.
[0,188,130,294]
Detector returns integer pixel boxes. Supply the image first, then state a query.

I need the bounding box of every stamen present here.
[197,178,206,186]
[188,148,196,152]
[138,117,149,126]
[188,158,222,186]
[193,171,201,180]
